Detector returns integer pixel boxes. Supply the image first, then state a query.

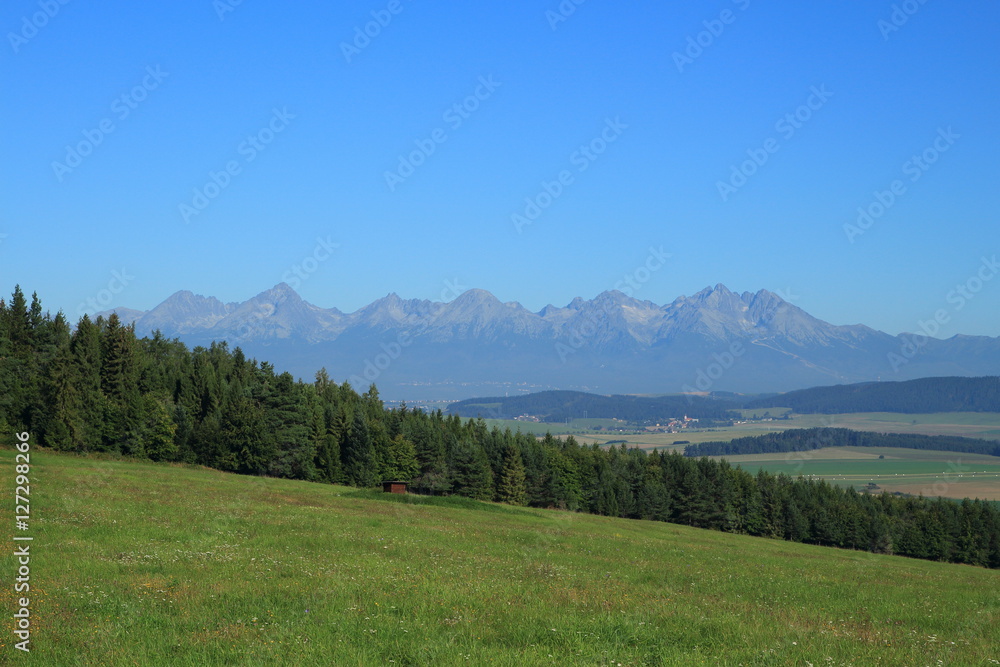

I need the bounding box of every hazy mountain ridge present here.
[99,283,1000,399]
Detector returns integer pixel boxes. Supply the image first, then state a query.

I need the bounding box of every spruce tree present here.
[448,438,494,500]
[264,372,316,480]
[39,346,83,450]
[218,394,270,474]
[100,314,143,454]
[343,410,377,487]
[70,315,105,451]
[497,444,528,506]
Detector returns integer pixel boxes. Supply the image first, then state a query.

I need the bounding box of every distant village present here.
[513,414,704,434]
[511,412,784,434]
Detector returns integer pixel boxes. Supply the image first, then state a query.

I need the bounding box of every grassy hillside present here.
[3,449,999,665]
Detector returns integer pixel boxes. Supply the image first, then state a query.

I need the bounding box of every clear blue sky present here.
[2,0,998,336]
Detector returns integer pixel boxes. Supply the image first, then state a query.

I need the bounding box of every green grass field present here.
[483,411,1000,447]
[718,447,1000,501]
[781,412,1000,440]
[3,448,1000,665]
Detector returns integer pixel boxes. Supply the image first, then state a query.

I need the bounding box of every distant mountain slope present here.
[745,376,1000,413]
[97,283,1000,400]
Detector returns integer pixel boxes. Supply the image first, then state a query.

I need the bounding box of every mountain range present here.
[98,283,1000,400]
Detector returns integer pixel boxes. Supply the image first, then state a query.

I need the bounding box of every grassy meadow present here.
[3,448,1000,665]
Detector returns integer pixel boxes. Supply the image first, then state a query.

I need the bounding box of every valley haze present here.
[96,282,1000,401]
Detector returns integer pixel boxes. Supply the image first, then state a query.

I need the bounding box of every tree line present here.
[2,286,998,569]
[684,427,1000,458]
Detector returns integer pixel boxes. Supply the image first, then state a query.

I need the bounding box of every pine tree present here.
[316,402,347,483]
[496,444,528,506]
[343,410,377,487]
[39,346,83,450]
[70,315,105,451]
[172,403,196,463]
[1,286,41,431]
[218,394,270,474]
[448,438,494,500]
[410,411,449,493]
[263,372,316,480]
[100,314,143,454]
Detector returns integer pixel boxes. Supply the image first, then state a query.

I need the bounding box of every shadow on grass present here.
[342,489,539,517]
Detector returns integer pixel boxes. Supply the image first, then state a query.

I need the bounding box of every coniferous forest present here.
[2,286,999,569]
[685,428,1000,458]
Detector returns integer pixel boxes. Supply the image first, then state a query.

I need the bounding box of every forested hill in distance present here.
[743,376,1000,414]
[684,427,1000,458]
[447,376,1000,423]
[98,282,1000,400]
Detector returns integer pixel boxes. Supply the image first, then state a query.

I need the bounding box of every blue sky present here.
[2,0,998,336]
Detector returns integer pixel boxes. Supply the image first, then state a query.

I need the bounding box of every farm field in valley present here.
[3,448,999,665]
[487,412,1000,448]
[718,447,1000,501]
[777,412,1000,440]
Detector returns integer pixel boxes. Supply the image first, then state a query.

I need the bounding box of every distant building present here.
[382,481,408,494]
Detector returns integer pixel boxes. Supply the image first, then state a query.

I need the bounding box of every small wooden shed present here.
[381,480,408,495]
